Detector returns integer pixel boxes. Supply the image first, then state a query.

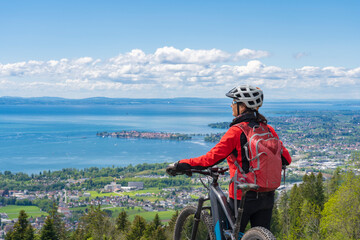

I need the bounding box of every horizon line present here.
[1,96,360,101]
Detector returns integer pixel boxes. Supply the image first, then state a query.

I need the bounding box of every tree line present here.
[0,162,170,181]
[0,163,173,191]
[5,205,178,240]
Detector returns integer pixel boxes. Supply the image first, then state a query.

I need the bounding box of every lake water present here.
[0,98,359,174]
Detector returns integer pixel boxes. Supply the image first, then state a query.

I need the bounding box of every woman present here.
[166,85,292,232]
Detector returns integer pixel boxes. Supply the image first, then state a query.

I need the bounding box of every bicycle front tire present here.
[174,206,215,240]
[241,226,276,240]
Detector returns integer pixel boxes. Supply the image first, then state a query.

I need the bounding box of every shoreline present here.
[96,130,192,140]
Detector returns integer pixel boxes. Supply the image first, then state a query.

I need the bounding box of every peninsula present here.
[96,130,192,140]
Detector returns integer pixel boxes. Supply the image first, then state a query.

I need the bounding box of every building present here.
[128,182,144,190]
[119,186,136,192]
[83,192,91,197]
[3,224,14,236]
[104,182,122,192]
[57,207,71,218]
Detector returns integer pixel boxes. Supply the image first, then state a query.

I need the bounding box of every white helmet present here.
[226,85,263,109]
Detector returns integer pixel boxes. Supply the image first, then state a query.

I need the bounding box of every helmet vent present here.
[253,92,259,97]
[244,93,250,97]
[248,101,255,105]
[241,87,246,91]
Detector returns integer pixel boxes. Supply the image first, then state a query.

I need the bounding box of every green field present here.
[69,206,88,212]
[0,205,48,219]
[129,210,176,222]
[70,205,176,223]
[109,207,176,222]
[83,191,122,199]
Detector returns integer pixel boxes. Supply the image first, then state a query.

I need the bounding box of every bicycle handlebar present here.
[186,167,229,176]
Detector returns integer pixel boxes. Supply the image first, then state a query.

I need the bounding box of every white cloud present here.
[0,46,359,99]
[109,49,149,65]
[235,49,270,60]
[153,46,231,64]
[74,57,93,65]
[293,52,310,59]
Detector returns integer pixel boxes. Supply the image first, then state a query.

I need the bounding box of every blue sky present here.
[0,0,359,99]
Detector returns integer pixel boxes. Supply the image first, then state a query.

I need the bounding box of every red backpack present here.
[230,122,283,192]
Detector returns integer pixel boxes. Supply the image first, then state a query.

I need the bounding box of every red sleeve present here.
[268,125,292,165]
[179,126,242,167]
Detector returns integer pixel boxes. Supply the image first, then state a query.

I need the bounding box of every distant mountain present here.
[0,96,227,105]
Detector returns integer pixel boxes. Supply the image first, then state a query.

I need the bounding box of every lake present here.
[0,98,359,174]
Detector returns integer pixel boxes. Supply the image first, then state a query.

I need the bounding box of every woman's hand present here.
[166,162,179,176]
[166,161,192,176]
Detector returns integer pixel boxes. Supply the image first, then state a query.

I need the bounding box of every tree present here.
[149,226,167,240]
[277,191,290,238]
[286,172,325,239]
[300,201,322,239]
[301,172,325,208]
[153,213,161,229]
[6,210,34,240]
[288,184,304,239]
[72,205,117,240]
[326,167,342,197]
[48,203,68,240]
[270,203,282,238]
[141,214,167,240]
[126,215,147,240]
[165,210,179,239]
[167,210,178,232]
[116,210,130,232]
[40,217,58,240]
[3,188,9,196]
[349,151,360,170]
[314,172,325,209]
[320,172,360,239]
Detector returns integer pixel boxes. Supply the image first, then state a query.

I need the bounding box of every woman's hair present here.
[239,103,268,124]
[253,110,268,124]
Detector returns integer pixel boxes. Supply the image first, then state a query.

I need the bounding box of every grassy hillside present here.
[0,205,48,219]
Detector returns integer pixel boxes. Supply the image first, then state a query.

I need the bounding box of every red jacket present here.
[179,122,291,200]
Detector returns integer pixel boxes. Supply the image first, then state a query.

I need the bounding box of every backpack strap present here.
[228,122,254,181]
[243,142,250,162]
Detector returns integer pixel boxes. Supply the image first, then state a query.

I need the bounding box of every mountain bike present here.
[173,167,276,240]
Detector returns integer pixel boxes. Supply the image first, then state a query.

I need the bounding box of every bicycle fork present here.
[232,191,247,239]
[191,197,207,240]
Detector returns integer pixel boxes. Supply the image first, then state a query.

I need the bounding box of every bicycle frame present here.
[209,183,237,240]
[191,168,248,240]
